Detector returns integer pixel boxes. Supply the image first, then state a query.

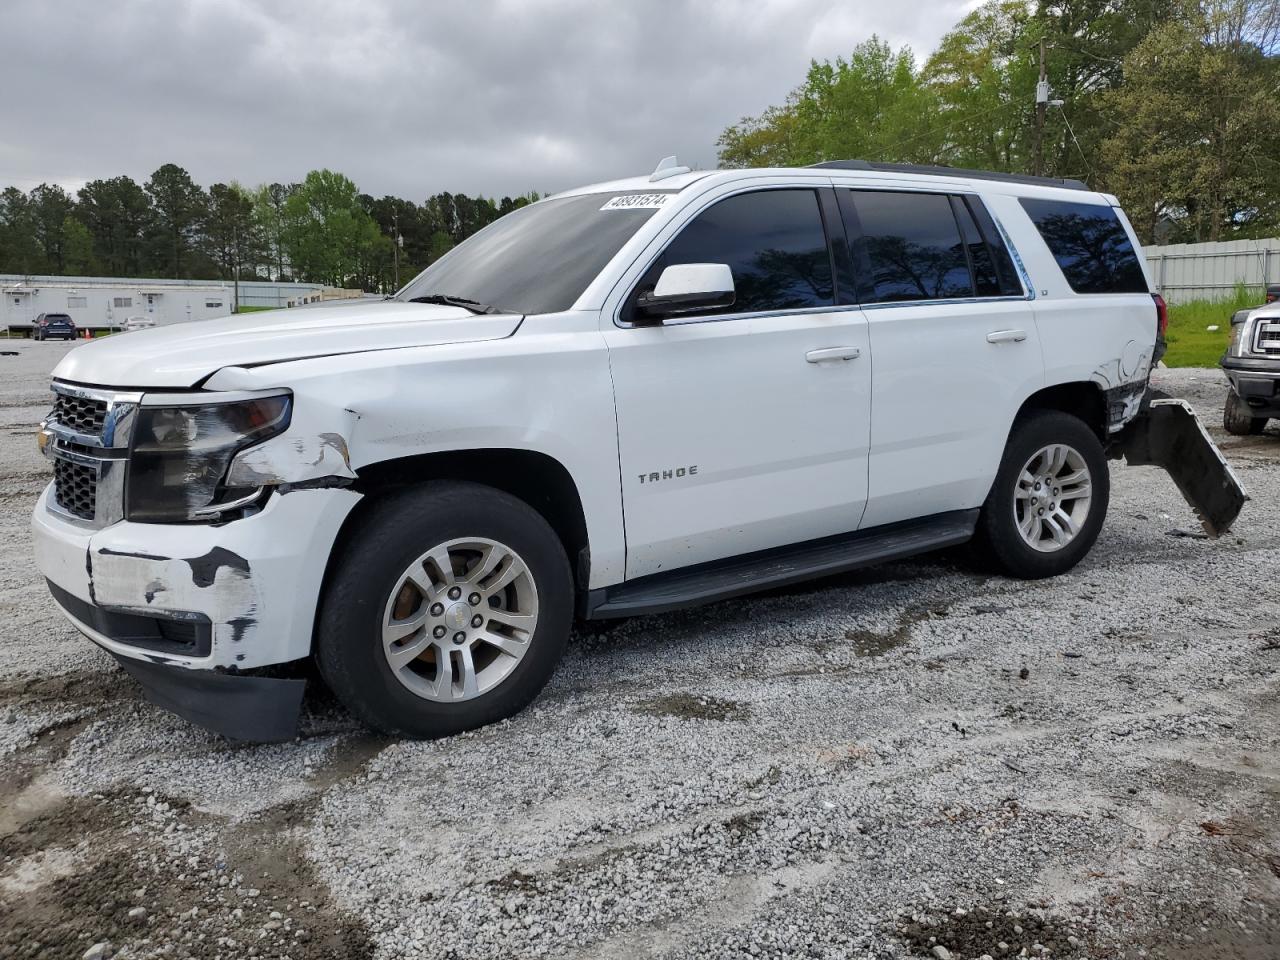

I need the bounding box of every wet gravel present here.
[1,342,1277,959]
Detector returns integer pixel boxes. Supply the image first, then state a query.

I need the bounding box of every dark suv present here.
[33,313,77,341]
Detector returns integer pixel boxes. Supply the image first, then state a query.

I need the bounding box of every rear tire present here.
[973,410,1109,579]
[316,481,573,738]
[1223,391,1266,436]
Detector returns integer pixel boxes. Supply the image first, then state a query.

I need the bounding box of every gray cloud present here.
[1,0,972,200]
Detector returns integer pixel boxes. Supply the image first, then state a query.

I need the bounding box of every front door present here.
[605,187,872,580]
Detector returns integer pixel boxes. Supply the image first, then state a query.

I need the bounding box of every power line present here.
[1058,108,1094,182]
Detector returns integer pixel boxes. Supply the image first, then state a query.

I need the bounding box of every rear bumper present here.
[1110,398,1248,536]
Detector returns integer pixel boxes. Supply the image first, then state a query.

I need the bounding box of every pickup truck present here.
[32,158,1246,741]
[1223,295,1280,434]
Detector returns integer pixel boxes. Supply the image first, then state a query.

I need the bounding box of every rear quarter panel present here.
[986,191,1157,425]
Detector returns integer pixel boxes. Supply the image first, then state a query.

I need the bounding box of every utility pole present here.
[232,219,240,314]
[392,212,401,290]
[1034,38,1047,177]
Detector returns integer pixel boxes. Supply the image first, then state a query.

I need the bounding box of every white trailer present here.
[2,276,234,335]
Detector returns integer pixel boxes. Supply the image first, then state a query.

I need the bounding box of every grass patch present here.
[234,305,277,313]
[1164,285,1262,368]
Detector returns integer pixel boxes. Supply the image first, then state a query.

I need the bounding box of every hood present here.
[52,301,523,388]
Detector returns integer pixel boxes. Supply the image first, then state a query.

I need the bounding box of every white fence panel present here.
[1144,238,1280,304]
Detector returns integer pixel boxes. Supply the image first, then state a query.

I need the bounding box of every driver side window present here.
[624,189,834,322]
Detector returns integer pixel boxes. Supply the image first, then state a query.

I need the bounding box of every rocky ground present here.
[0,341,1276,960]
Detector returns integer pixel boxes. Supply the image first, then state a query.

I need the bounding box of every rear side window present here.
[627,189,834,318]
[1019,198,1148,294]
[848,191,973,302]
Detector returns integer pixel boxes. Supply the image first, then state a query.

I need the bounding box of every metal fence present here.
[1144,238,1280,304]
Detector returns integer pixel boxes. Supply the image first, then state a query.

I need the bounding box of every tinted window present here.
[1019,198,1148,294]
[954,198,1001,297]
[397,192,669,315]
[965,197,1024,297]
[850,191,973,302]
[630,189,833,317]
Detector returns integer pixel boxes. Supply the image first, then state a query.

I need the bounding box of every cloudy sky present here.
[2,0,976,201]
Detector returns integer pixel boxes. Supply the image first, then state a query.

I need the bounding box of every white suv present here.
[31,159,1244,741]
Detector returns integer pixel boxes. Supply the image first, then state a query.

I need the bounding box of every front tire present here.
[316,482,573,738]
[1223,391,1266,436]
[974,410,1109,579]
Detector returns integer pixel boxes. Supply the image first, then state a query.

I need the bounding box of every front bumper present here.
[33,484,359,732]
[1221,356,1280,418]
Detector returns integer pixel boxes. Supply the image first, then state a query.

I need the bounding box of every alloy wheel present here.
[380,537,538,701]
[1013,443,1093,553]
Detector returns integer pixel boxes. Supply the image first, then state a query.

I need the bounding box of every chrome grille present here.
[53,458,98,520]
[1255,321,1280,354]
[52,393,108,435]
[43,383,141,528]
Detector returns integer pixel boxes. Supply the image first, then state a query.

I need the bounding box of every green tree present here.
[252,182,296,280]
[76,176,152,276]
[62,216,98,274]
[0,187,42,274]
[923,1,1037,172]
[29,184,76,273]
[283,170,386,287]
[145,163,208,278]
[1101,10,1280,241]
[205,183,258,277]
[718,38,940,168]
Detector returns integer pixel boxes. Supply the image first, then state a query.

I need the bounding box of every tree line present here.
[0,164,538,293]
[718,0,1280,245]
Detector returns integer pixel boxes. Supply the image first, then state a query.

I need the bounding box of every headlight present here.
[127,392,292,522]
[1229,318,1247,356]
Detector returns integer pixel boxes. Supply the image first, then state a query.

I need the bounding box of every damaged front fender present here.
[226,430,358,492]
[1109,398,1248,537]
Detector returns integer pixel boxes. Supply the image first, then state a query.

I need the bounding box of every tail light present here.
[1152,293,1168,338]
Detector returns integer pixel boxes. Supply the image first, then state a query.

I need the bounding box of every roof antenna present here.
[650,156,691,182]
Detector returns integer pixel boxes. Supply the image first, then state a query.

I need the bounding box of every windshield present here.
[395,191,672,315]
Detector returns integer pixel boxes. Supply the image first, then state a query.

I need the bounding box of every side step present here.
[586,509,979,619]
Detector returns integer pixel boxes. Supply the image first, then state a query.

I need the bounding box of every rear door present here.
[838,187,1045,528]
[604,186,872,579]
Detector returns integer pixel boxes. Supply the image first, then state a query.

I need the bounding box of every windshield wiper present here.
[406,294,501,315]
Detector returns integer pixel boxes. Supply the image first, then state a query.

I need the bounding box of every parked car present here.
[32,313,77,341]
[122,316,156,332]
[1223,298,1280,434]
[32,158,1245,742]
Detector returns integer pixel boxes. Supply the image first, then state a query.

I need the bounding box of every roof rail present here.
[810,160,1089,191]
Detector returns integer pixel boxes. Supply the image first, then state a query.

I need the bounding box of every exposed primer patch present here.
[185,547,251,588]
[226,431,356,491]
[88,547,259,646]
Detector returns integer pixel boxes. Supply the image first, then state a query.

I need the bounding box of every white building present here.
[1,275,235,333]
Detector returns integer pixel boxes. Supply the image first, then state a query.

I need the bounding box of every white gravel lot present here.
[1,340,1277,960]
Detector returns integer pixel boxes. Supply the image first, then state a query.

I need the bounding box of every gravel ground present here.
[1,341,1277,960]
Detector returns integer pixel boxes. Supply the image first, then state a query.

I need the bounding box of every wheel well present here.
[1015,382,1106,440]
[344,449,591,591]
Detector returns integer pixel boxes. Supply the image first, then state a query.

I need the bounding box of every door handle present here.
[805,346,861,363]
[986,329,1027,344]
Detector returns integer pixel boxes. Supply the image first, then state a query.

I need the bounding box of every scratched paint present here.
[88,546,260,655]
[226,431,357,490]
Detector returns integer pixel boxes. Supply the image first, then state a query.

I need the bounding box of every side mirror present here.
[636,263,735,319]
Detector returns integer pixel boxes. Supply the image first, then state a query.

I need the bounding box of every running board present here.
[585,509,979,619]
